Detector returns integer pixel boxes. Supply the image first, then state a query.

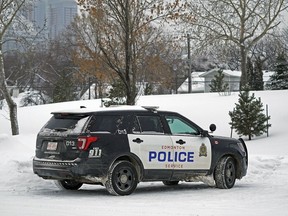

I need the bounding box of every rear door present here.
[128,114,174,179]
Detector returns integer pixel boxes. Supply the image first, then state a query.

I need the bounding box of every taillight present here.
[77,136,98,150]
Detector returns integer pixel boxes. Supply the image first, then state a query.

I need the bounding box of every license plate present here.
[47,142,58,151]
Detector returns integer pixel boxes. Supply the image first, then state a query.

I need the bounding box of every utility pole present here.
[187,34,192,93]
[88,77,91,100]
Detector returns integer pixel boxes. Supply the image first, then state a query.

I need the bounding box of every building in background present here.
[3,0,77,52]
[28,0,78,39]
[177,69,275,93]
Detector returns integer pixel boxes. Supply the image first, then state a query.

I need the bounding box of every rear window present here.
[41,113,90,133]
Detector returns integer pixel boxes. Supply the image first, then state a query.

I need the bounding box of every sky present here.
[0,90,287,216]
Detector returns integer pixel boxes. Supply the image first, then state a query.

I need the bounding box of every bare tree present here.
[68,15,112,99]
[249,35,284,70]
[182,0,288,88]
[77,0,180,105]
[0,0,26,135]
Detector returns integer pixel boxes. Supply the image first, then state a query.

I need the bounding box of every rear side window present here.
[42,114,89,133]
[87,115,125,134]
[133,115,164,133]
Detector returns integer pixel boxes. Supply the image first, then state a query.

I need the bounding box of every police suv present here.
[33,106,248,196]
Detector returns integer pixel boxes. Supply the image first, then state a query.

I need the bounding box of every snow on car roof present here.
[51,105,160,114]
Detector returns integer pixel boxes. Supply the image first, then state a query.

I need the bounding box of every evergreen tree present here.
[105,79,127,106]
[53,70,77,103]
[253,57,264,90]
[144,83,153,95]
[268,53,288,89]
[247,57,254,89]
[247,56,264,90]
[229,88,271,140]
[209,69,229,94]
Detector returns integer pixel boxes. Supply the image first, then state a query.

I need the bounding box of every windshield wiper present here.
[53,128,68,132]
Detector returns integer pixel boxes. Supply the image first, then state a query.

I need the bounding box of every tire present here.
[105,161,138,196]
[162,181,179,186]
[214,156,236,189]
[55,180,83,190]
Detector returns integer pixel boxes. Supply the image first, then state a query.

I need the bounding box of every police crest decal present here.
[199,143,207,157]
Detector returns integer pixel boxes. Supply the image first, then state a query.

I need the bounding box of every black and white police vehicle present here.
[33,106,248,196]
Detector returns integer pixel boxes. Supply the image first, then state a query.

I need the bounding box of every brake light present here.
[77,136,98,150]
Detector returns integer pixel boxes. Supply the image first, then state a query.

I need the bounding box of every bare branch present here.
[182,0,288,87]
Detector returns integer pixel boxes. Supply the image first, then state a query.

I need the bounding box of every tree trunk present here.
[125,83,136,105]
[123,1,136,106]
[0,50,19,135]
[240,45,248,90]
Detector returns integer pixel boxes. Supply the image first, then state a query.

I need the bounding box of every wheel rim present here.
[115,167,134,191]
[225,160,236,186]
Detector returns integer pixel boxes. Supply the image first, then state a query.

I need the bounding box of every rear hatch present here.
[35,112,91,160]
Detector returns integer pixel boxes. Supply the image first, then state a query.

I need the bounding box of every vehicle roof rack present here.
[141,106,159,113]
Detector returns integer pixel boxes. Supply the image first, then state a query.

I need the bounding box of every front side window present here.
[133,115,164,133]
[165,116,199,135]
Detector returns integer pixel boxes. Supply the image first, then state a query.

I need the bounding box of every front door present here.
[164,115,212,170]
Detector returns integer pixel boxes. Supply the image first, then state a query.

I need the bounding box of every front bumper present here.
[240,155,248,178]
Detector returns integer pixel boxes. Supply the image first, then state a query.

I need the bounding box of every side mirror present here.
[201,130,209,137]
[209,124,216,132]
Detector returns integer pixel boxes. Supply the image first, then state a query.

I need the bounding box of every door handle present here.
[176,139,186,145]
[132,138,143,144]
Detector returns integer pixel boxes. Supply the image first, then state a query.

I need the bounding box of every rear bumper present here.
[33,157,107,183]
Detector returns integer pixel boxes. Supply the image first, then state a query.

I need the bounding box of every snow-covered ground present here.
[0,90,287,216]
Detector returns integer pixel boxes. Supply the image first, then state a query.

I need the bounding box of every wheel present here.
[214,156,236,189]
[55,180,83,190]
[162,181,179,186]
[105,161,138,196]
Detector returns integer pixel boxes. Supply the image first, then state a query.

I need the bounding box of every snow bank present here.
[0,90,288,215]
